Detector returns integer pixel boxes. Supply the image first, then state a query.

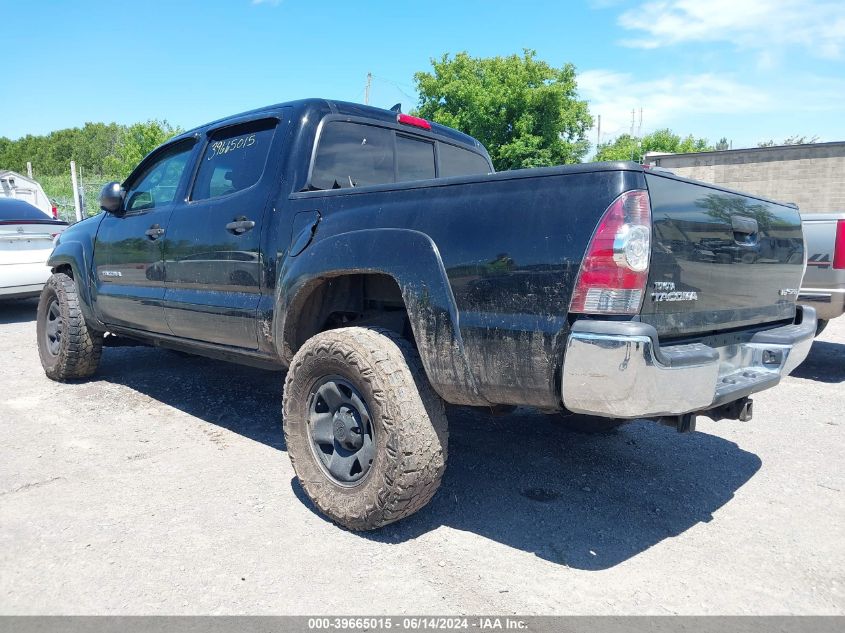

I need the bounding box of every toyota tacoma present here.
[37,99,816,529]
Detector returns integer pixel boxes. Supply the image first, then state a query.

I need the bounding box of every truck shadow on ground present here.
[98,345,763,571]
[790,339,845,383]
[299,410,762,570]
[0,298,38,325]
[98,346,287,450]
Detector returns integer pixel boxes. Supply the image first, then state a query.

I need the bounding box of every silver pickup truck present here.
[800,213,845,335]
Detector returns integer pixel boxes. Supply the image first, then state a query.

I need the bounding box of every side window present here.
[439,143,491,178]
[191,119,277,201]
[396,135,435,182]
[125,142,195,212]
[311,122,394,189]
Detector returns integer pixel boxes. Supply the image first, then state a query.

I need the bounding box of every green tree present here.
[104,120,183,179]
[715,137,730,151]
[595,128,713,162]
[594,133,640,162]
[0,120,173,179]
[757,135,819,147]
[414,49,593,171]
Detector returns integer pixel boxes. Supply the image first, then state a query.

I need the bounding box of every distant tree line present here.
[594,129,713,162]
[0,120,182,181]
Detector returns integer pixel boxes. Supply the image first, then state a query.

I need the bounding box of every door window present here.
[191,120,277,201]
[124,142,195,212]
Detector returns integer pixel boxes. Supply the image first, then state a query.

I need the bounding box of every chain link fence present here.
[43,172,115,224]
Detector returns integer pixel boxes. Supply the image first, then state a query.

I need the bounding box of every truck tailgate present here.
[641,173,805,338]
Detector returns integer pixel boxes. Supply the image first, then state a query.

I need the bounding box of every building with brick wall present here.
[644,141,845,215]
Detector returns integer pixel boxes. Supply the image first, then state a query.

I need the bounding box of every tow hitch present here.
[658,413,697,433]
[703,397,754,423]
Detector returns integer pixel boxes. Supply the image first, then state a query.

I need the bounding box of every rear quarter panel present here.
[294,166,643,407]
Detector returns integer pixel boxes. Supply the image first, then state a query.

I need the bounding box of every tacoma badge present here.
[651,281,698,302]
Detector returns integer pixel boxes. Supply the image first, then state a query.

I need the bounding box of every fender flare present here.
[275,228,487,406]
[48,239,103,330]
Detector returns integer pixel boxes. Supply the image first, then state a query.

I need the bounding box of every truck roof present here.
[177,98,485,152]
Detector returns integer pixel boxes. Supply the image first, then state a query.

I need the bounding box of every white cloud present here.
[616,0,845,59]
[578,70,770,140]
[578,68,845,146]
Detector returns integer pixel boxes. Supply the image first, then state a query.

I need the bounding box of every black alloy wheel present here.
[43,298,63,357]
[307,376,376,485]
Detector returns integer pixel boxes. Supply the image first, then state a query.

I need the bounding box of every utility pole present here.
[364,72,372,105]
[596,114,601,147]
[630,109,635,136]
[70,160,82,223]
[26,162,33,179]
[637,107,643,137]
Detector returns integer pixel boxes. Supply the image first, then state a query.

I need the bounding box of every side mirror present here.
[99,181,125,214]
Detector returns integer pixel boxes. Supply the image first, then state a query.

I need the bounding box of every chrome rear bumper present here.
[561,306,816,419]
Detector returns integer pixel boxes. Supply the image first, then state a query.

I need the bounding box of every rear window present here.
[0,198,52,221]
[439,143,491,178]
[310,120,490,190]
[312,122,394,189]
[397,135,435,182]
[192,119,277,201]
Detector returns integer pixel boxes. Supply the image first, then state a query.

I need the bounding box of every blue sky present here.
[2,0,844,152]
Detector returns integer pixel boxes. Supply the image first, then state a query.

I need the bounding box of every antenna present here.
[389,103,402,113]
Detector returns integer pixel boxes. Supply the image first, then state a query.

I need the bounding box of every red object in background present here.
[833,219,845,269]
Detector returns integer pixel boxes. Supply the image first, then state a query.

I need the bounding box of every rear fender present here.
[276,228,487,406]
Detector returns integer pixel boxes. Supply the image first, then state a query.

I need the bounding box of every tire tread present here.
[38,273,103,381]
[283,327,448,530]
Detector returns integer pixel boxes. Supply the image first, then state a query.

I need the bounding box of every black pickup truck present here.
[37,99,816,529]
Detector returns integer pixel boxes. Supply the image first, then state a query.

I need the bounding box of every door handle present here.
[144,224,165,240]
[226,217,256,235]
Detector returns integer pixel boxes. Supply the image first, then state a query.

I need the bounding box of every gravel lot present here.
[1,298,843,615]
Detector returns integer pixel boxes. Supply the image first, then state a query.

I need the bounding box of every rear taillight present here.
[51,206,58,219]
[569,189,652,315]
[834,219,845,269]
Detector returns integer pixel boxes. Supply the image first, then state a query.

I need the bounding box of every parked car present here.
[799,212,845,335]
[37,99,816,530]
[0,198,68,300]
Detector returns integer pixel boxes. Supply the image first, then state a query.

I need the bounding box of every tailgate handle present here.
[732,216,758,244]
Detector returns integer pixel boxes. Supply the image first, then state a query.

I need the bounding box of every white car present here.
[0,198,68,299]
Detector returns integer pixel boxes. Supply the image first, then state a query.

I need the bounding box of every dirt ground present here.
[0,298,842,614]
